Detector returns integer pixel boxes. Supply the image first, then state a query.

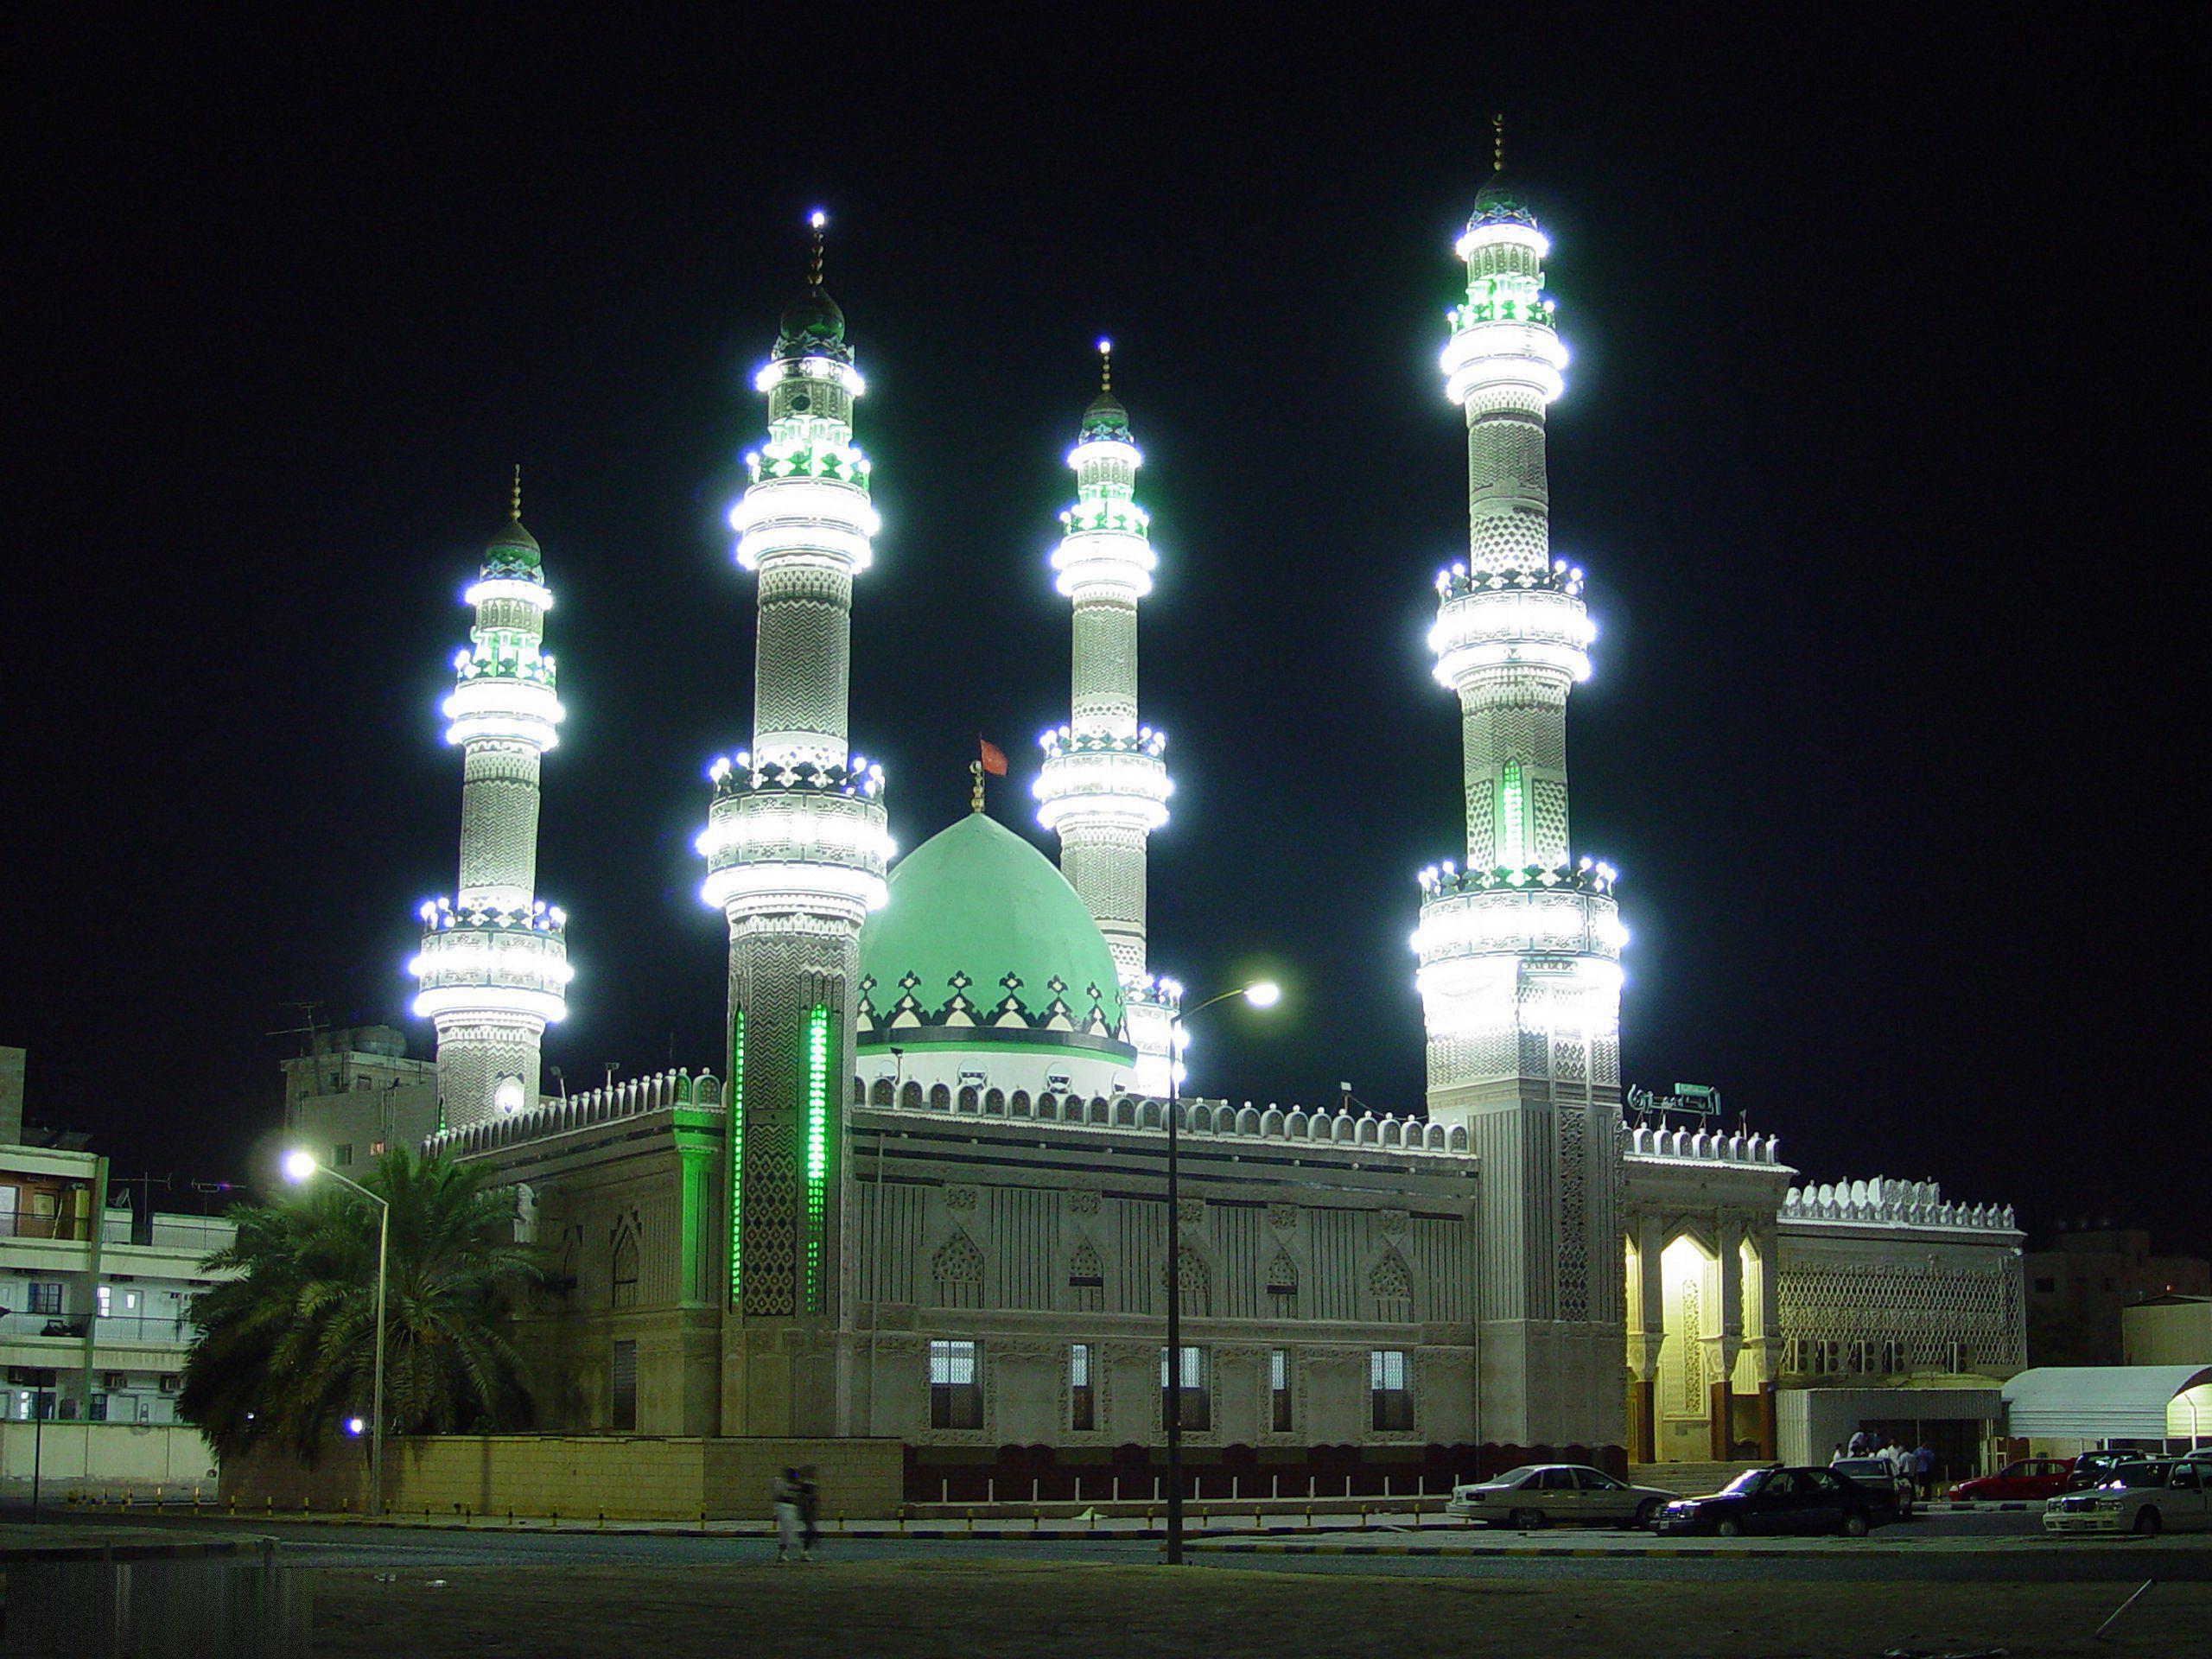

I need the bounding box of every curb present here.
[1189,1541,1927,1559]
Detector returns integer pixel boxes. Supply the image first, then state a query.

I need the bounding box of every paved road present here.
[26,1510,2208,1584]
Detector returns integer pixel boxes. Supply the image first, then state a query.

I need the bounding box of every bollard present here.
[302,1494,310,1515]
[340,1497,350,1517]
[941,1478,950,1505]
[265,1495,273,1516]
[1359,1504,1370,1530]
[988,1478,995,1504]
[551,1508,559,1529]
[700,1510,708,1532]
[838,1512,847,1535]
[1034,1506,1042,1532]
[598,1510,606,1529]
[966,1508,976,1534]
[123,1492,132,1511]
[898,1505,907,1534]
[156,1484,165,1508]
[1146,1505,1154,1530]
[423,1504,430,1523]
[1306,1505,1314,1529]
[228,1495,237,1516]
[508,1508,516,1528]
[1089,1508,1098,1532]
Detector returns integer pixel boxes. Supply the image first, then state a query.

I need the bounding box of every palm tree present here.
[181,1147,550,1459]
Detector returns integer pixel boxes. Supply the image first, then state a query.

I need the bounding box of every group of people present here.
[1830,1431,1940,1497]
[772,1466,821,1562]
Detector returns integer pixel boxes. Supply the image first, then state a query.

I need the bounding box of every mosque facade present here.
[304,172,2025,1496]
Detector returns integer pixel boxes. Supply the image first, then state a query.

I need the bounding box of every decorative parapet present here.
[1428,577,1593,685]
[1059,497,1150,540]
[430,1065,722,1158]
[1434,559,1583,602]
[1781,1178,2018,1235]
[453,648,558,690]
[1413,874,1624,967]
[410,898,570,1024]
[1625,1123,1787,1167]
[728,467,878,574]
[1033,728,1172,832]
[1440,316,1568,406]
[744,436,872,493]
[1121,972,1183,1015]
[698,750,892,921]
[855,1084,1471,1157]
[442,664,564,750]
[1418,857,1616,899]
[856,968,1127,1046]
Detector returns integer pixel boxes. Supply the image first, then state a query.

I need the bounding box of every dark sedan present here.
[1657,1465,1902,1537]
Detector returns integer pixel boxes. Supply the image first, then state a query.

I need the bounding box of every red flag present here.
[978,737,1008,777]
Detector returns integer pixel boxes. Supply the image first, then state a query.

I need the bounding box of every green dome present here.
[858,814,1125,1035]
[777,284,851,364]
[483,515,542,576]
[1078,389,1132,442]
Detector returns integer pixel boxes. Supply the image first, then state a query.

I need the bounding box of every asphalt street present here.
[25,1509,2209,1584]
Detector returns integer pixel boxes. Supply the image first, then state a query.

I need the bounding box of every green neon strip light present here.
[804,1006,831,1313]
[1499,759,1527,868]
[728,1006,745,1311]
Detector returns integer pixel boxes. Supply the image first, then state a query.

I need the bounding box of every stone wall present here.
[219,1433,903,1520]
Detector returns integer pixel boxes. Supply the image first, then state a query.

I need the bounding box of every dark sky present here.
[6,13,2198,1249]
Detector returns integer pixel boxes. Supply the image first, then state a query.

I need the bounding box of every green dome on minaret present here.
[1077,338,1133,442]
[858,813,1126,1036]
[775,210,854,365]
[482,467,543,577]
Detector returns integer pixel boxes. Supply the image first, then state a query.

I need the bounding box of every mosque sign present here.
[1627,1082,1721,1119]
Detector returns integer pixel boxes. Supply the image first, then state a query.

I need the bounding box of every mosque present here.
[295,168,2027,1498]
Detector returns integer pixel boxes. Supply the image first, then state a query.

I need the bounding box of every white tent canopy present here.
[2002,1365,2212,1440]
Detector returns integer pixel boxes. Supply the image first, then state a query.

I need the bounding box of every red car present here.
[1951,1458,2075,1502]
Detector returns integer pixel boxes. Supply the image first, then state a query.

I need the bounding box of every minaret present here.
[410,473,572,1128]
[1413,134,1627,1454]
[1034,341,1177,1093]
[699,213,891,1435]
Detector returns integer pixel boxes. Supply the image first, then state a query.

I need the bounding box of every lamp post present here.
[283,1150,389,1517]
[1163,980,1280,1566]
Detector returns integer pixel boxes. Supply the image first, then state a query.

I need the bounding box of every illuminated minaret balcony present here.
[697,751,892,927]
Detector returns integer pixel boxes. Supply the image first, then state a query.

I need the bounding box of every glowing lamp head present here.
[493,1077,527,1115]
[346,1416,366,1437]
[809,209,827,230]
[1243,982,1282,1009]
[282,1150,316,1184]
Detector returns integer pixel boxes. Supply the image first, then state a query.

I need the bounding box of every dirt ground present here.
[311,1559,2209,1657]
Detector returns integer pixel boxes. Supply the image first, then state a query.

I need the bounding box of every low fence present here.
[220,1433,904,1521]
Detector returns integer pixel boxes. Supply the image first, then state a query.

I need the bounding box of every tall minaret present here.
[410,474,572,1128]
[1034,342,1176,1093]
[699,213,891,1435]
[1413,137,1627,1454]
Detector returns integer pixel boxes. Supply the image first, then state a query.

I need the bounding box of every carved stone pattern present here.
[944,1185,978,1212]
[1558,1105,1590,1321]
[743,1126,797,1317]
[1266,1204,1296,1234]
[1069,1189,1102,1216]
[1680,1283,1704,1411]
[1377,1208,1408,1237]
[1177,1198,1205,1228]
[1776,1262,2022,1370]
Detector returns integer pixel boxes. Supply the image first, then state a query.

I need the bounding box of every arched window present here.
[870,1077,894,1106]
[900,1080,924,1109]
[1165,1247,1211,1317]
[1068,1241,1104,1312]
[928,1084,951,1111]
[1264,1248,1299,1317]
[1370,1249,1413,1322]
[932,1230,985,1310]
[610,1227,640,1310]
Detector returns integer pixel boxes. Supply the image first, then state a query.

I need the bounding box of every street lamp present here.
[284,1150,389,1517]
[1163,980,1280,1566]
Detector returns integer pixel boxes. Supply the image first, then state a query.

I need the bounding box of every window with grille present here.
[931,1339,982,1429]
[29,1283,61,1316]
[1157,1345,1211,1432]
[1070,1343,1095,1431]
[334,1145,353,1167]
[1269,1348,1293,1433]
[1370,1349,1414,1432]
[610,1339,638,1432]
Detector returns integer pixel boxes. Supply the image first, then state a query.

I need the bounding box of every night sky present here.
[7,15,2197,1250]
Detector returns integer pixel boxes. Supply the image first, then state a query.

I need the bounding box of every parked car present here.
[1830,1456,1916,1517]
[1657,1465,1902,1537]
[1951,1457,2075,1503]
[2065,1450,2143,1491]
[1445,1464,1681,1529]
[2044,1459,2212,1536]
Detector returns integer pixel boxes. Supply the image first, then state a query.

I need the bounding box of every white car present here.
[1446,1463,1680,1529]
[2043,1459,2212,1536]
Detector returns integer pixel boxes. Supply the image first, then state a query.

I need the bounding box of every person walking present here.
[798,1465,821,1561]
[773,1467,804,1563]
[1913,1443,1936,1499]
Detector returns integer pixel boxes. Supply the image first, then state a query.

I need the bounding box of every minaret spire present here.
[700,210,889,1433]
[1414,164,1627,1458]
[410,476,571,1127]
[1034,342,1177,1093]
[1492,111,1505,174]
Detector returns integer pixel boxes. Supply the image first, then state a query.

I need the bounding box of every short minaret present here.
[410,474,572,1128]
[1413,137,1627,1454]
[1034,342,1177,1092]
[699,214,891,1435]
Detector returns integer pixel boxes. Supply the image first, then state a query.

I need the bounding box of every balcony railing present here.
[0,1214,91,1243]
